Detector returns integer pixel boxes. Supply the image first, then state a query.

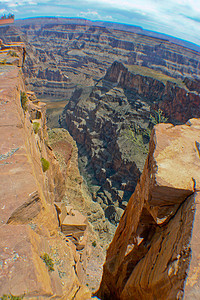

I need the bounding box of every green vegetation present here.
[40,253,54,271]
[20,91,28,111]
[41,157,50,172]
[143,109,168,139]
[125,64,186,88]
[92,241,97,247]
[0,294,24,300]
[7,50,18,57]
[150,108,168,126]
[0,59,7,65]
[123,125,148,154]
[32,122,40,134]
[123,109,168,154]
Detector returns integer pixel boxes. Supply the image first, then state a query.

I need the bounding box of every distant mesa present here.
[0,14,14,26]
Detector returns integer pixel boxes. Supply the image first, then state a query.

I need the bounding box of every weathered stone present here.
[0,48,92,299]
[98,119,200,300]
[0,225,53,297]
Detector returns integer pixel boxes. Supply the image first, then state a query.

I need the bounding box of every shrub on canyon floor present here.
[20,91,28,111]
[40,253,54,271]
[41,157,50,172]
[32,122,40,134]
[124,125,149,154]
[0,294,24,300]
[7,50,18,57]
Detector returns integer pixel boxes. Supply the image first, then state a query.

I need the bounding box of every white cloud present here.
[80,10,99,17]
[0,9,6,14]
[79,10,100,19]
[7,3,18,7]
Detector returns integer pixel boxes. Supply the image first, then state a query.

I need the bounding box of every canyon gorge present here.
[0,18,200,299]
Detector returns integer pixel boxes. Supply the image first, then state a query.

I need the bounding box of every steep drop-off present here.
[0,43,94,299]
[1,21,200,299]
[98,119,200,300]
[61,60,200,225]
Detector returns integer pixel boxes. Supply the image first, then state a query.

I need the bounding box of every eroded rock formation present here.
[105,61,200,123]
[0,45,92,299]
[98,119,200,300]
[1,20,200,99]
[61,60,200,225]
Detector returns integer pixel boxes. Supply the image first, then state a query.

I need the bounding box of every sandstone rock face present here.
[0,46,91,299]
[98,119,200,300]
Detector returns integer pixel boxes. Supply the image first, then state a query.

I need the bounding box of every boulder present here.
[98,119,200,299]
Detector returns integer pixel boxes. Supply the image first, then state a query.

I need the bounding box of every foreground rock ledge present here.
[0,46,92,299]
[98,119,200,300]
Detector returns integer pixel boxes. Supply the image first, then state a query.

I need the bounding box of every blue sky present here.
[1,0,200,46]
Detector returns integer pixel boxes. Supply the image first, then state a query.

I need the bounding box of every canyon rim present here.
[0,17,200,299]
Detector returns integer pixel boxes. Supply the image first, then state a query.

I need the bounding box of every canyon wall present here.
[98,119,200,300]
[1,22,200,99]
[61,60,200,225]
[105,61,200,123]
[0,45,93,299]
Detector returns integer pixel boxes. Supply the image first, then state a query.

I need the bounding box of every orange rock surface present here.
[98,119,200,299]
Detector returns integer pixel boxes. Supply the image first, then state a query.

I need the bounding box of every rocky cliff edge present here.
[0,44,92,299]
[98,119,200,299]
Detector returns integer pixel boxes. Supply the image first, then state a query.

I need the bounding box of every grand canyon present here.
[0,18,200,299]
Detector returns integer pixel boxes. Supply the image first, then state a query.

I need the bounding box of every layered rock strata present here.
[105,61,200,123]
[98,119,200,300]
[1,21,200,99]
[61,84,143,224]
[0,45,92,299]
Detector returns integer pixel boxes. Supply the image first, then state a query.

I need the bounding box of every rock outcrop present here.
[98,119,200,300]
[47,128,115,290]
[0,44,92,299]
[105,61,200,123]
